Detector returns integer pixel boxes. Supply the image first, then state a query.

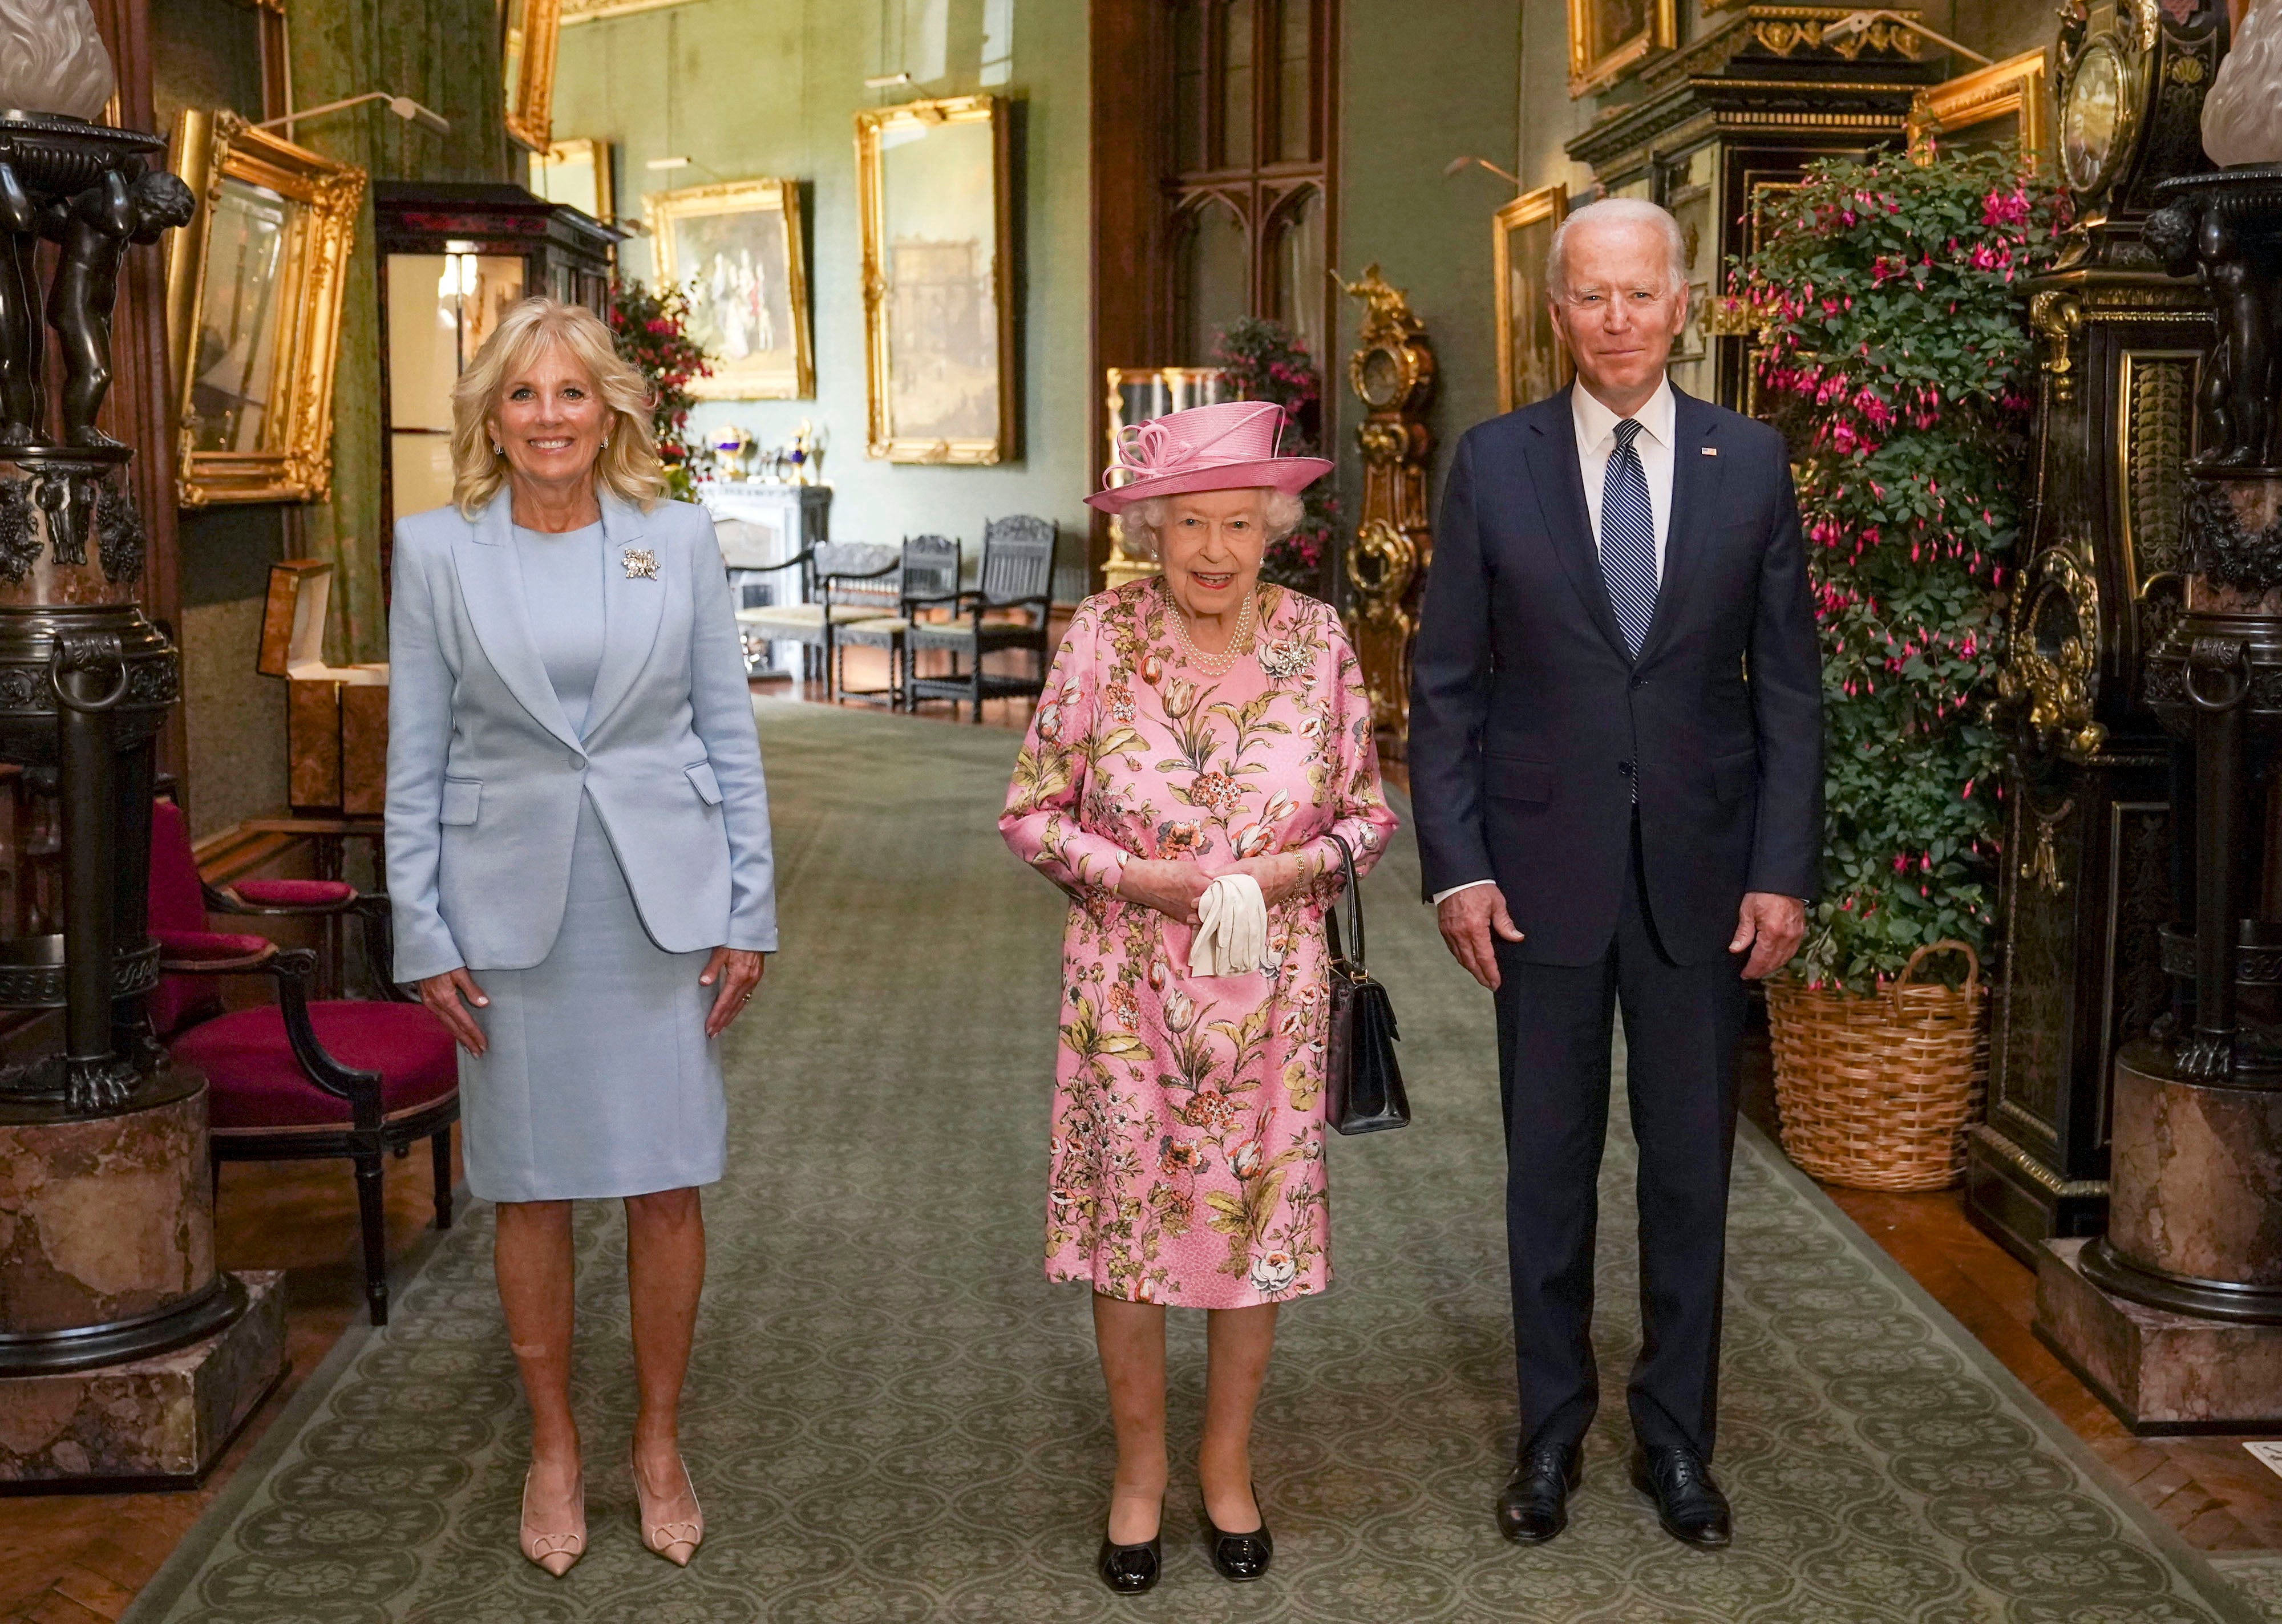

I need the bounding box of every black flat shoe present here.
[1203,1482,1273,1582]
[1630,1444,1733,1550]
[1097,1502,1164,1595]
[1496,1440,1583,1544]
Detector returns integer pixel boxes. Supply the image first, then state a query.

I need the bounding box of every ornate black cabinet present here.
[373,181,616,577]
[1967,0,2227,1263]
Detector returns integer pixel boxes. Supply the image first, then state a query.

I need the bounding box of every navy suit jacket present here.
[1407,383,1823,966]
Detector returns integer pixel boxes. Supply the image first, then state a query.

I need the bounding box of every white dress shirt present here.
[1431,376,1677,907]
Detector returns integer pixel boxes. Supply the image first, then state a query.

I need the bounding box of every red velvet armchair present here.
[149,799,458,1325]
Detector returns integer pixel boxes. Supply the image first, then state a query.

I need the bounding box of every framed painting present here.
[646,178,815,400]
[502,0,562,151]
[1492,184,1571,413]
[1567,0,1676,96]
[854,95,1015,464]
[1908,50,2053,169]
[164,109,366,507]
[530,137,613,222]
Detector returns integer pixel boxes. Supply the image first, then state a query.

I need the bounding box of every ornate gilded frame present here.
[562,0,693,19]
[531,136,613,222]
[854,95,1015,464]
[1908,49,2052,168]
[645,177,815,400]
[164,109,365,507]
[503,0,562,152]
[1568,0,1677,97]
[1492,183,1571,413]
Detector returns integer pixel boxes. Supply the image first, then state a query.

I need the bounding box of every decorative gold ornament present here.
[164,110,366,507]
[2030,290,2085,403]
[1335,266,1435,756]
[1996,535,2107,760]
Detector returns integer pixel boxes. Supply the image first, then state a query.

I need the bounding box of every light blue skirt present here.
[458,793,727,1202]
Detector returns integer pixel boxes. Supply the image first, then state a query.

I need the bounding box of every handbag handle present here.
[1324,832,1365,975]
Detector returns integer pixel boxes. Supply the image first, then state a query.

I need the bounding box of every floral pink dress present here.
[1000,580,1397,1308]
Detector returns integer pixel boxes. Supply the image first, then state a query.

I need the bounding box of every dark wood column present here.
[90,0,187,783]
[1088,0,1170,585]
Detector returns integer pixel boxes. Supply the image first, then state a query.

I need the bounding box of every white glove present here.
[1192,871,1267,976]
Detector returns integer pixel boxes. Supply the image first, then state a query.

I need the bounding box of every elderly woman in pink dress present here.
[1001,401,1397,1594]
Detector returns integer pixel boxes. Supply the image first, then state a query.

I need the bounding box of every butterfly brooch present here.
[622,546,658,580]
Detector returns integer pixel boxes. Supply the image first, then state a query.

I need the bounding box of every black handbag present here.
[1322,833,1410,1135]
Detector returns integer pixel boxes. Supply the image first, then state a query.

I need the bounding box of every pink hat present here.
[1085,400,1333,515]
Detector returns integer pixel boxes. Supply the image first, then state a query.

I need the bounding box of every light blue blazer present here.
[385,488,777,984]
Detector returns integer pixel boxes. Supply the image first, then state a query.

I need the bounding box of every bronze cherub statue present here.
[41,163,195,448]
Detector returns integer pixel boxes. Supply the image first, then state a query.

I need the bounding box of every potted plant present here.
[1730,145,2063,1190]
[1211,316,1341,596]
[607,279,714,503]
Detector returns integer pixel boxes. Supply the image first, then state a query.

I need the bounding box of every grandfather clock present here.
[1967,0,2228,1263]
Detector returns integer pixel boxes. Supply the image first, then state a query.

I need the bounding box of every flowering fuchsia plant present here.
[1731,148,2064,991]
[1211,317,1340,594]
[606,279,714,502]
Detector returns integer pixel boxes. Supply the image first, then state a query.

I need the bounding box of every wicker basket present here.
[1765,940,1990,1193]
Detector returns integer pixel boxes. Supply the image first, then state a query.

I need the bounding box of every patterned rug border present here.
[1732,1119,2267,1624]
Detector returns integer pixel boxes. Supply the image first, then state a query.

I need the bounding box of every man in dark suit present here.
[1407,198,1822,1550]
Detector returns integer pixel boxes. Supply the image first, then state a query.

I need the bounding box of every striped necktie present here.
[1601,418,1657,659]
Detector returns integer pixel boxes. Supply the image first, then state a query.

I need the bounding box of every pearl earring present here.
[490,441,502,456]
[601,434,611,449]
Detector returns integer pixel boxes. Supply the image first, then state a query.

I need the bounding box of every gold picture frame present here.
[1568,0,1677,97]
[646,177,815,400]
[503,0,562,152]
[562,0,693,19]
[1908,49,2052,168]
[530,136,613,222]
[854,95,1015,464]
[164,109,365,507]
[1492,184,1572,414]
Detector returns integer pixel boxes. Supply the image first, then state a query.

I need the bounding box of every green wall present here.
[1333,0,1524,518]
[553,0,1093,580]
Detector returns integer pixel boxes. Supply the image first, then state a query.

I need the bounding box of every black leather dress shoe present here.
[1097,1504,1164,1594]
[1496,1441,1584,1544]
[1203,1484,1273,1582]
[1630,1444,1733,1550]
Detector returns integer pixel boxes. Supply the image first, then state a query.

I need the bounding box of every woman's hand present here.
[1118,858,1213,925]
[1217,852,1307,909]
[417,969,490,1055]
[700,947,766,1038]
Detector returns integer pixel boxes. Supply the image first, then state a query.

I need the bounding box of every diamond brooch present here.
[622,546,658,580]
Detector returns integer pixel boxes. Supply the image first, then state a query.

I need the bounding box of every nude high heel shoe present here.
[519,1467,586,1577]
[632,1441,703,1566]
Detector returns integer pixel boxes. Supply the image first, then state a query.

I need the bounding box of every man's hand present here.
[1730,892,1807,979]
[1437,884,1525,990]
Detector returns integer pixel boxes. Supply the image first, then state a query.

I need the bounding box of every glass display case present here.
[374,181,617,575]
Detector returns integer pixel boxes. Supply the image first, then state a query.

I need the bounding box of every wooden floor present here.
[5,670,2277,1622]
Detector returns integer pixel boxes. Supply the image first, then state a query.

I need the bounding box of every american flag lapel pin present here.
[1701,446,1718,456]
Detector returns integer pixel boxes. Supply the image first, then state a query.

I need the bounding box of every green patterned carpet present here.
[122,702,2268,1623]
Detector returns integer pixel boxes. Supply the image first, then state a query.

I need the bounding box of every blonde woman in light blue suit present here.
[386,297,775,1579]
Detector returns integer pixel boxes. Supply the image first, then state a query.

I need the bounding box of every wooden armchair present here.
[904,516,1057,721]
[835,534,962,710]
[149,799,458,1326]
[733,541,901,696]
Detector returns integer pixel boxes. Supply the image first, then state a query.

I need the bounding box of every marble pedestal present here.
[0,1269,284,1487]
[2037,1240,2282,1432]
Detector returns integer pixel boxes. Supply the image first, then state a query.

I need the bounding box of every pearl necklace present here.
[1163,579,1257,677]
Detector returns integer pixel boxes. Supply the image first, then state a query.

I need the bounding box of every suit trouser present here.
[1492,819,1748,1460]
